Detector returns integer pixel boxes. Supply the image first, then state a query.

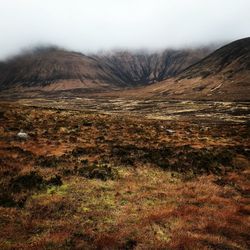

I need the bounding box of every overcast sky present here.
[0,0,249,60]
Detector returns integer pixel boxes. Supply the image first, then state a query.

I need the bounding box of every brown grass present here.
[0,102,249,249]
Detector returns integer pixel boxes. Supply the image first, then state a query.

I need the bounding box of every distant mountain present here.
[0,46,212,92]
[138,38,250,101]
[0,47,119,92]
[94,48,212,85]
[178,37,250,80]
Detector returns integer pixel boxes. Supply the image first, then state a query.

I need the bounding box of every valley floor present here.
[0,99,249,249]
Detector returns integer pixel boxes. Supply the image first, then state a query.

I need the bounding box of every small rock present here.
[17,130,28,140]
[166,129,175,135]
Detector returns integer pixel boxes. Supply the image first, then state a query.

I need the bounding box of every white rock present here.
[17,131,28,139]
[166,129,175,135]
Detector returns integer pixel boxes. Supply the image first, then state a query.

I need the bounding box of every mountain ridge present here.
[0,46,213,91]
[0,38,249,101]
[128,37,250,101]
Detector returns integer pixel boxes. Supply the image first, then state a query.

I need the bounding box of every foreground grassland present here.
[0,102,249,249]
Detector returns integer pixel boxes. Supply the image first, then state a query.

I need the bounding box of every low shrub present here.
[10,171,45,192]
[71,147,86,157]
[37,155,61,168]
[82,120,93,126]
[78,162,117,181]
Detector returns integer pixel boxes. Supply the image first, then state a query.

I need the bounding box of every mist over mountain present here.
[0,37,249,101]
[0,0,249,60]
[135,37,250,101]
[1,2,250,250]
[0,45,214,91]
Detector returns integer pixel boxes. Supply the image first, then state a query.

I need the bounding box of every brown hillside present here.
[0,46,212,92]
[133,38,250,101]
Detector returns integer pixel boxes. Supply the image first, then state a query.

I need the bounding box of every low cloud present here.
[0,0,249,60]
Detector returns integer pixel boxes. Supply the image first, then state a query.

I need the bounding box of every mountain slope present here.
[95,48,212,85]
[0,46,212,92]
[0,47,121,92]
[137,38,250,101]
[179,37,250,80]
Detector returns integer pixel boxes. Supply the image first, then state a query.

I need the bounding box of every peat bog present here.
[0,98,249,249]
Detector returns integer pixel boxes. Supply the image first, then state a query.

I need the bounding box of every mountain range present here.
[0,37,249,100]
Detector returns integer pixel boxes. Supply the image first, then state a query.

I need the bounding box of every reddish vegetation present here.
[0,102,249,249]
